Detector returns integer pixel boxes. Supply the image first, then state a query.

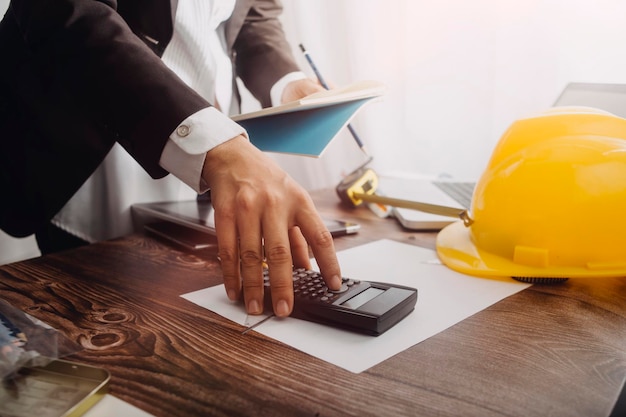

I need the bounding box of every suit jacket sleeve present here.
[0,0,209,236]
[229,0,301,108]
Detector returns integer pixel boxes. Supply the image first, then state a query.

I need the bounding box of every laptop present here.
[377,176,475,230]
[380,82,626,231]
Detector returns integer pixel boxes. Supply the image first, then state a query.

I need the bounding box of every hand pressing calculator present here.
[262,268,418,336]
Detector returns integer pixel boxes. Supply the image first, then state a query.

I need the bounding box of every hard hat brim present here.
[436,221,626,279]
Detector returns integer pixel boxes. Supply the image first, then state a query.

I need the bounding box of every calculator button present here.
[329,284,349,294]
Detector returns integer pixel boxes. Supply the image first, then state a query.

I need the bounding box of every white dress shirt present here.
[159,0,244,193]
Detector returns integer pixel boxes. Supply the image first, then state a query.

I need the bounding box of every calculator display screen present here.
[341,288,384,310]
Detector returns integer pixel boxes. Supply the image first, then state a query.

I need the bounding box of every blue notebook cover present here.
[231,80,384,157]
[237,98,374,157]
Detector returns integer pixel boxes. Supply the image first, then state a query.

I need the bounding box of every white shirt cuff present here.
[160,107,247,193]
[270,71,308,106]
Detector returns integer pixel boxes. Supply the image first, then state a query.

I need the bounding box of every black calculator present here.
[263,268,418,336]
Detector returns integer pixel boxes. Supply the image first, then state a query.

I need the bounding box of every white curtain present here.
[271,0,626,190]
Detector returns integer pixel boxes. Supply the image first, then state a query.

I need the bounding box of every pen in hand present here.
[299,43,371,158]
[300,44,330,90]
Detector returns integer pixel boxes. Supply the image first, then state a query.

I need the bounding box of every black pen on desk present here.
[299,43,371,158]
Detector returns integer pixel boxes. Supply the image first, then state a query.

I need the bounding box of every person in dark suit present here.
[0,0,343,318]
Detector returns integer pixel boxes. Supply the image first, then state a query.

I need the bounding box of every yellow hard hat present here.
[436,106,626,281]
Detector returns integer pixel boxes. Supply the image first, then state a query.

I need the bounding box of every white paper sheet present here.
[182,239,531,373]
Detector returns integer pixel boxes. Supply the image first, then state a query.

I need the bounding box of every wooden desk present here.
[1,189,625,417]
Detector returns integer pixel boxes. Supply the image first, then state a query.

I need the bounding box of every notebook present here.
[380,81,626,231]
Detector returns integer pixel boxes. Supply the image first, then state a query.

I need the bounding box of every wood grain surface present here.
[1,189,625,417]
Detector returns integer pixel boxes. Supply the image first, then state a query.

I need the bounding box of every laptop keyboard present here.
[433,181,475,208]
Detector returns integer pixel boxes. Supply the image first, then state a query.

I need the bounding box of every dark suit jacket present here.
[0,0,299,237]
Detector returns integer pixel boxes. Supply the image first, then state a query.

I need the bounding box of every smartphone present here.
[323,218,360,236]
[0,359,110,417]
[262,268,418,336]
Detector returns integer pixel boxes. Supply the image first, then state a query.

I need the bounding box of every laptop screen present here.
[554,82,626,117]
